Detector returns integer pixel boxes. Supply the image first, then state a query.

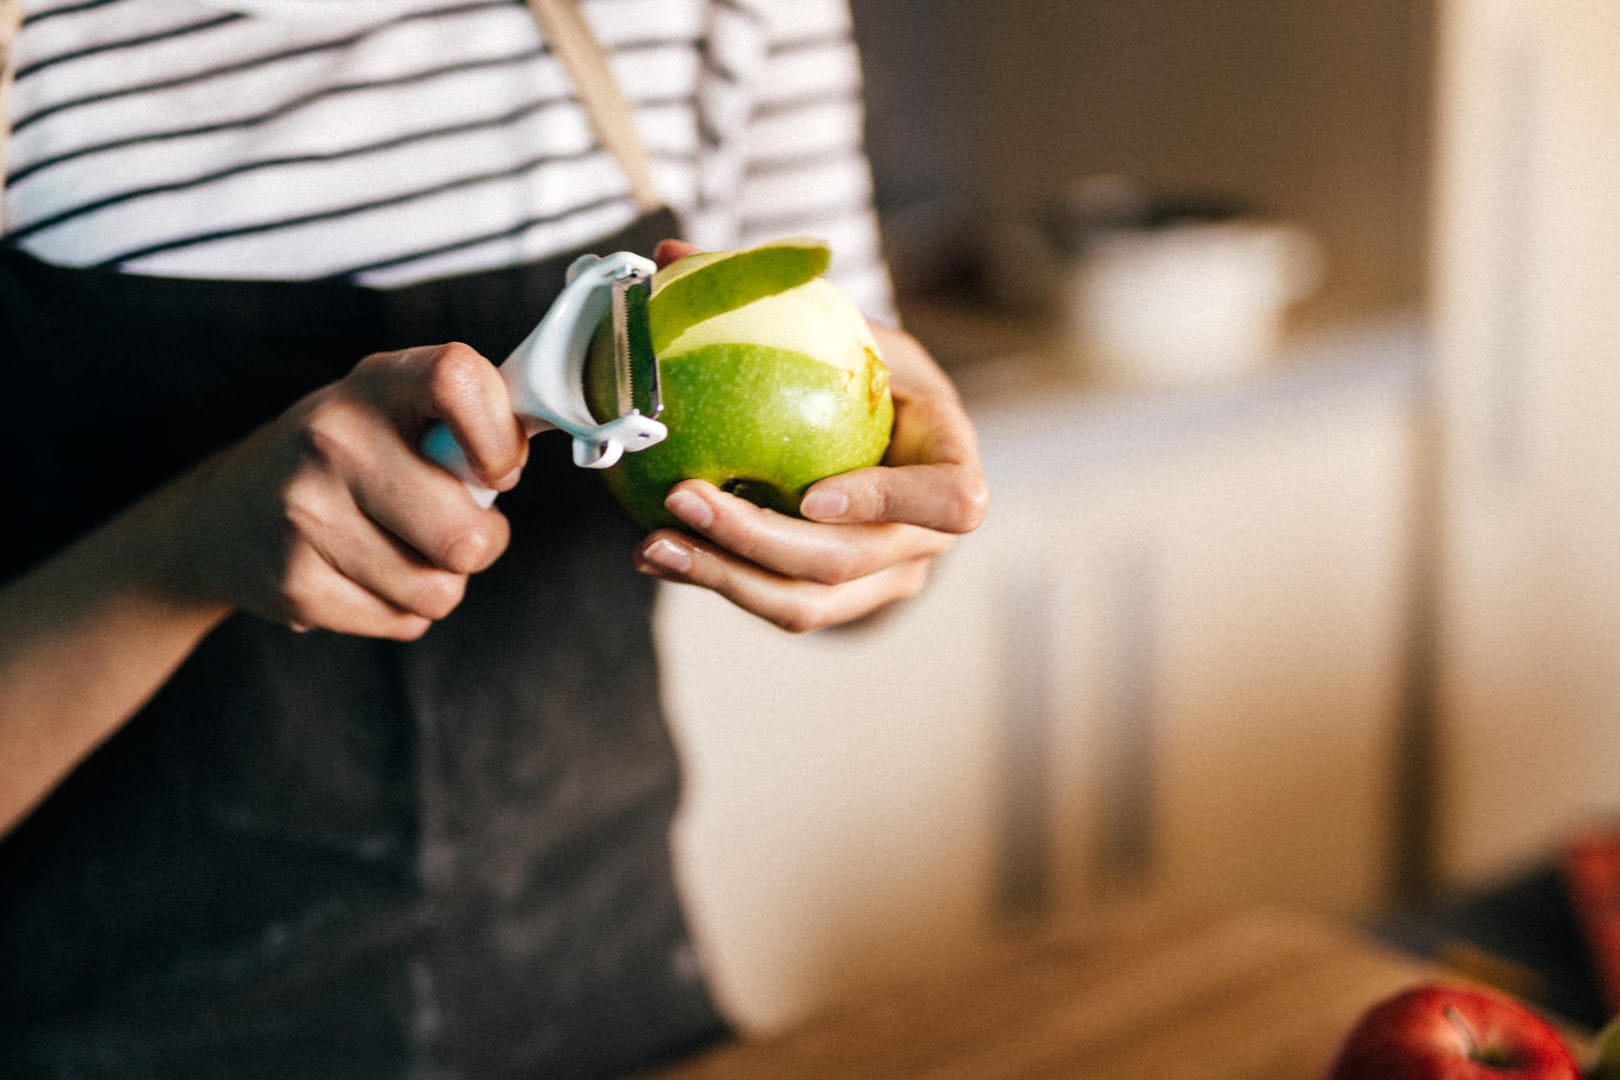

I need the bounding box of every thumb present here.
[654,238,701,269]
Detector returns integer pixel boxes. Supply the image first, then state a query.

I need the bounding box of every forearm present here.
[0,474,230,836]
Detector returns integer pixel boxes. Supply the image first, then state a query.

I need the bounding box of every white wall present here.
[1429,0,1620,888]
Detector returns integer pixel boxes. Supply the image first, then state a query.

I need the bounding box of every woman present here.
[0,1,987,1076]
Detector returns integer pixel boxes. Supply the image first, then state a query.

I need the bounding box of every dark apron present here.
[0,206,730,1079]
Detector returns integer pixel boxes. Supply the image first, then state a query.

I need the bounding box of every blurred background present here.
[657,0,1620,1034]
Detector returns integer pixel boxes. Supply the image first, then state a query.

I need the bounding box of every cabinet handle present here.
[1096,548,1159,887]
[998,571,1054,921]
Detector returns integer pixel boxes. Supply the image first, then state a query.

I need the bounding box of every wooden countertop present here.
[641,905,1585,1080]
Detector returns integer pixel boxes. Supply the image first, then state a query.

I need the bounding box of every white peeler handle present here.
[420,251,666,507]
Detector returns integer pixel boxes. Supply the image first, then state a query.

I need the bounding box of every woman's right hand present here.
[170,342,527,639]
[1,341,526,832]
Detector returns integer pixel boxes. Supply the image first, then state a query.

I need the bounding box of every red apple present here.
[1324,983,1580,1080]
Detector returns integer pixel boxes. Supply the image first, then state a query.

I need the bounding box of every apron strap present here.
[525,0,665,214]
[0,0,22,230]
[0,0,665,229]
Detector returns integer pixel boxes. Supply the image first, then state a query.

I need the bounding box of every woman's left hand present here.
[632,242,989,632]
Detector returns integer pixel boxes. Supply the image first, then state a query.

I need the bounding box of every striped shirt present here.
[3,0,893,316]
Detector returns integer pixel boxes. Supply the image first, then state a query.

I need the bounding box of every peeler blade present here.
[612,271,661,421]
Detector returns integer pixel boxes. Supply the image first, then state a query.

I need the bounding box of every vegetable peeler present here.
[420,251,665,507]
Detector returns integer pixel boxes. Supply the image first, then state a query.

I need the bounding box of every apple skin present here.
[1324,983,1580,1080]
[586,267,894,530]
[645,237,830,353]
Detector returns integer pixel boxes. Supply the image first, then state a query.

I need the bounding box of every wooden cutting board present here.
[640,905,1584,1080]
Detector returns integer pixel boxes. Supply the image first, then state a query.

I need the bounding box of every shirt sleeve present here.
[703,0,897,324]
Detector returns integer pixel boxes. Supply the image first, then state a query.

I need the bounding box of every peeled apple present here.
[585,238,894,529]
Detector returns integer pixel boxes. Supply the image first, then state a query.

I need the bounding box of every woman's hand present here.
[631,241,989,633]
[0,342,525,832]
[169,342,527,639]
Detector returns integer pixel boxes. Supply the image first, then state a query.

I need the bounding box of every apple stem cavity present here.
[1445,1003,1524,1071]
[718,477,782,508]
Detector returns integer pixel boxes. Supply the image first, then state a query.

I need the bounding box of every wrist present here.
[99,458,238,628]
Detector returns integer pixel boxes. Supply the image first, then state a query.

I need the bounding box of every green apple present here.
[586,241,893,529]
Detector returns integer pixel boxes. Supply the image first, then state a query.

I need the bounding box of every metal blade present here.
[611,270,661,420]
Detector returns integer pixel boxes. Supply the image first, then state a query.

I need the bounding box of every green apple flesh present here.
[587,260,893,529]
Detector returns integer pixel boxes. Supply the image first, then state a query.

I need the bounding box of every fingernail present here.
[493,466,523,492]
[642,538,692,574]
[800,489,849,520]
[665,488,714,530]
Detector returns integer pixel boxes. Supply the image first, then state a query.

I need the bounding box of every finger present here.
[311,513,471,624]
[799,460,989,535]
[654,238,701,268]
[869,322,965,402]
[354,443,512,576]
[662,480,952,585]
[886,387,984,476]
[364,343,527,489]
[275,541,436,641]
[636,534,934,634]
[296,386,513,574]
[822,324,987,533]
[281,458,477,620]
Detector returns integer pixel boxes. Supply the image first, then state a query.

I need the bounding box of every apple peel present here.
[647,236,831,354]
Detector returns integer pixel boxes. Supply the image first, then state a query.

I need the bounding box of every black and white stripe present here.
[3,0,892,316]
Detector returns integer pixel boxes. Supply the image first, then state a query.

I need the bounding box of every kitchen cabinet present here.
[1428,0,1620,890]
[656,468,1010,1032]
[657,319,1422,1032]
[651,0,1620,1034]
